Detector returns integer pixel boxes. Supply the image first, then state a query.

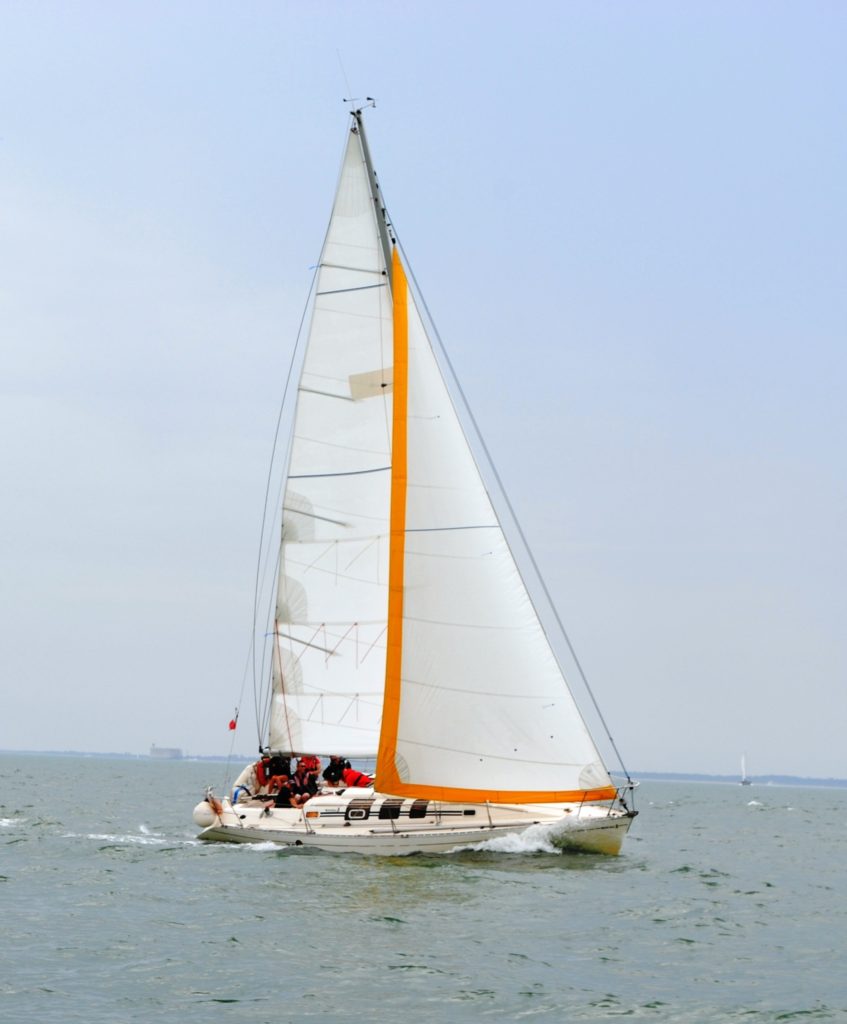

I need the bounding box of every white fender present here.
[193,801,217,827]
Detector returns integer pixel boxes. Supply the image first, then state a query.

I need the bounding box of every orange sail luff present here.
[375,247,409,793]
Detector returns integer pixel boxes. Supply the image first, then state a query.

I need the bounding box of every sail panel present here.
[278,537,389,622]
[270,692,382,757]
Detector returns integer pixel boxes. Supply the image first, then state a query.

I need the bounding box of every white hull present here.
[195,789,634,856]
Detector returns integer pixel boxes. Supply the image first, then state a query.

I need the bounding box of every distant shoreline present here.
[0,748,249,763]
[1,749,845,789]
[627,771,847,790]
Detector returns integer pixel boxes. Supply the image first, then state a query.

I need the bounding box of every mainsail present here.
[270,128,392,756]
[272,116,616,803]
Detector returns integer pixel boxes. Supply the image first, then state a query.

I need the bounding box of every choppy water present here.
[1,753,844,1022]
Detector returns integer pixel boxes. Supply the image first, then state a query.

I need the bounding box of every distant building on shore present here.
[149,744,183,760]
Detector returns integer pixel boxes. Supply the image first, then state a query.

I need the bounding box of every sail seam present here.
[398,677,571,698]
[396,737,599,769]
[312,305,388,322]
[289,433,391,456]
[399,617,523,630]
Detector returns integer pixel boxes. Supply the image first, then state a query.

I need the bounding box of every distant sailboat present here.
[192,108,637,855]
[740,754,753,786]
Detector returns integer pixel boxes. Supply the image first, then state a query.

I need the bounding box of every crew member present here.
[289,761,318,807]
[342,766,373,788]
[322,756,349,786]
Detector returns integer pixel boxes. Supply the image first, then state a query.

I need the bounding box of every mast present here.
[351,108,395,290]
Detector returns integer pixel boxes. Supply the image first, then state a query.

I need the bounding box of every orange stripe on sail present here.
[375,247,408,793]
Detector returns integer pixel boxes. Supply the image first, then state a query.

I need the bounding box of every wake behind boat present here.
[193,107,637,855]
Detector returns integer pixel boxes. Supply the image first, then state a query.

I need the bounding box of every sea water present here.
[1,753,844,1023]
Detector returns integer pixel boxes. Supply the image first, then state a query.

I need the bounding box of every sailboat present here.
[192,109,637,855]
[740,754,753,786]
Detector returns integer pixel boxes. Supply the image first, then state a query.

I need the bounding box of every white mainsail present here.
[270,129,392,756]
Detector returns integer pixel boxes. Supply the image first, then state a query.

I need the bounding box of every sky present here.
[1,1,845,778]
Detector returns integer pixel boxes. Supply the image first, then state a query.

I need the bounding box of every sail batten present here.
[316,283,388,296]
[289,466,391,480]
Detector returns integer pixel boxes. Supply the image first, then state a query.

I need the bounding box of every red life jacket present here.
[255,759,271,787]
[342,768,373,788]
[298,755,320,773]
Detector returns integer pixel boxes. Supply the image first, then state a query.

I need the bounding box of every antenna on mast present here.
[343,96,377,115]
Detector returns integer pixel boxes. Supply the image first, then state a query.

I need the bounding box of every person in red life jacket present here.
[296,754,321,787]
[253,754,273,793]
[342,766,373,788]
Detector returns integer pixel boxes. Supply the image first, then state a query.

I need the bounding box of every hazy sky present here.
[2,2,845,778]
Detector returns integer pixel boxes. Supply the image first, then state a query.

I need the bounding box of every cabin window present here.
[409,800,429,819]
[345,800,373,821]
[378,799,403,820]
